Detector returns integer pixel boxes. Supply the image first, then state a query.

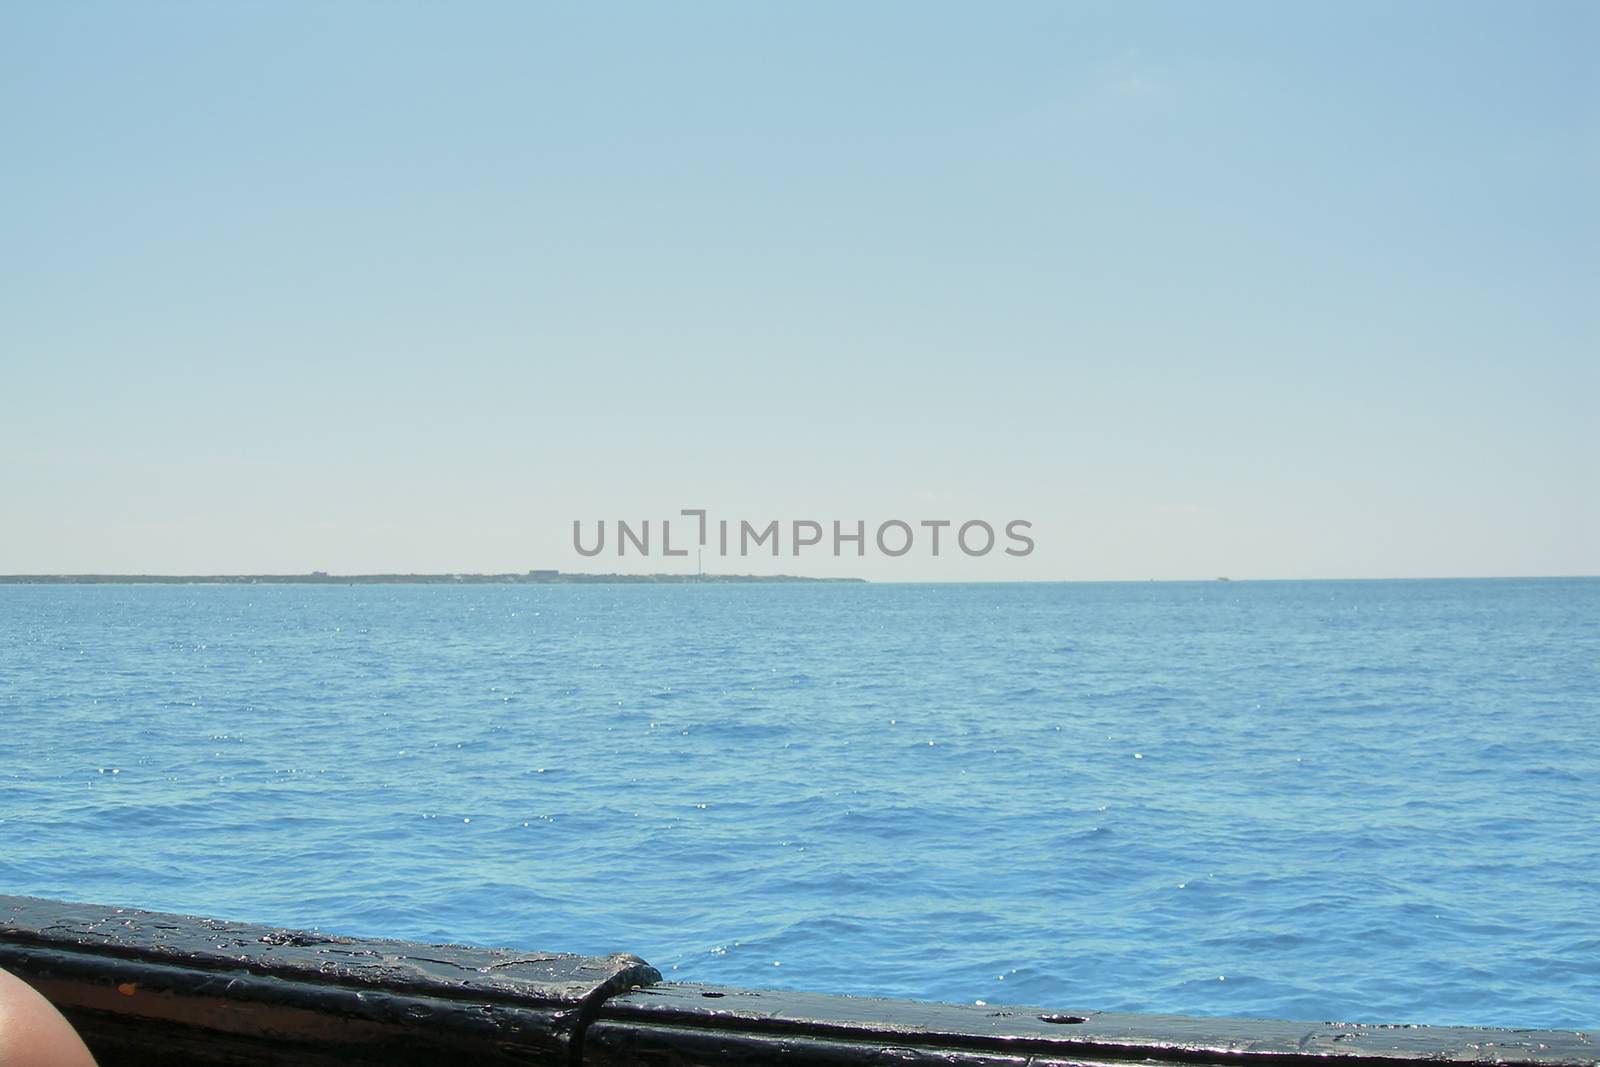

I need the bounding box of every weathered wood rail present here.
[2,895,1593,1067]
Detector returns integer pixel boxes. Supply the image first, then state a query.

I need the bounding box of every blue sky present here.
[3,2,1594,580]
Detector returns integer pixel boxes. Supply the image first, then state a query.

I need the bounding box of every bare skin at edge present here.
[0,968,96,1067]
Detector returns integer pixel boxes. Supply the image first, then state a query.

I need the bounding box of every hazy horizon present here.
[2,571,1595,585]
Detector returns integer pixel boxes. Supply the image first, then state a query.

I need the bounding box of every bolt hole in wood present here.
[1040,1014,1087,1024]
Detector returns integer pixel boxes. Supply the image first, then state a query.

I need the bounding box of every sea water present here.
[2,579,1595,1028]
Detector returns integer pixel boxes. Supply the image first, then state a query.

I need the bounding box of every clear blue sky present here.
[3,2,1594,580]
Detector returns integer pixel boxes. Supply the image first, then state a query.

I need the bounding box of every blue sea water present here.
[1,579,1596,1029]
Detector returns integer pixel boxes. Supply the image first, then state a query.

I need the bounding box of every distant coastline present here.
[0,571,865,585]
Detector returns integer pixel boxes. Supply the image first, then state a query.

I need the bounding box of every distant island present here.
[0,570,864,585]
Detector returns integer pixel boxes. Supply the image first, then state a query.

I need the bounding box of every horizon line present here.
[1,572,1595,586]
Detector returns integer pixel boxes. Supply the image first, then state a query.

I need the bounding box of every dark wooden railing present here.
[2,895,1593,1067]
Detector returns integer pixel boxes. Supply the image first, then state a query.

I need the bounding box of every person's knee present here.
[0,967,97,1067]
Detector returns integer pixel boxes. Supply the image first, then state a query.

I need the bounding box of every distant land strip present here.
[0,571,864,585]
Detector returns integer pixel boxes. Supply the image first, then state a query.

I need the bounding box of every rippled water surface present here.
[3,579,1596,1028]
